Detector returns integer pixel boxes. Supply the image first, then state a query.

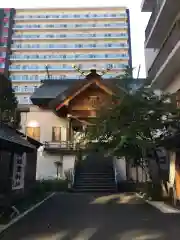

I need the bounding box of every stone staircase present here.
[73,153,117,192]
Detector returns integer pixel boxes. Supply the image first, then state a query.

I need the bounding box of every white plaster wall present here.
[62,155,76,178]
[129,167,147,182]
[20,106,72,180]
[36,152,60,180]
[114,157,148,183]
[36,150,76,180]
[114,157,127,182]
[164,72,180,93]
[145,48,159,73]
[21,106,68,142]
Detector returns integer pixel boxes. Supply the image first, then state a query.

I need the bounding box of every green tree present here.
[0,73,20,128]
[86,70,180,196]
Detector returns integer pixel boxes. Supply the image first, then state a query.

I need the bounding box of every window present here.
[26,127,40,141]
[52,127,61,142]
[13,86,18,92]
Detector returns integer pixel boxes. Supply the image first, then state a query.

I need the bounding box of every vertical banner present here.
[12,153,26,190]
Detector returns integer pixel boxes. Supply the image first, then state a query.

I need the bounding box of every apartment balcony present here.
[10,53,129,61]
[148,21,180,89]
[141,0,155,12]
[145,0,180,48]
[13,86,37,93]
[14,12,127,21]
[13,23,128,31]
[12,33,128,41]
[9,64,127,72]
[17,96,32,105]
[11,44,128,51]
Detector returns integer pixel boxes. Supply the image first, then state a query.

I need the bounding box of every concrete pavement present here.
[0,193,180,239]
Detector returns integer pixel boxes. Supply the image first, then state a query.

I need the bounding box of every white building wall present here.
[145,48,159,73]
[62,155,76,178]
[20,106,76,180]
[114,157,127,181]
[114,157,147,183]
[164,72,180,93]
[21,106,68,142]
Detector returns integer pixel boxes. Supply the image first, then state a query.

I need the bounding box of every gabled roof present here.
[30,72,146,108]
[31,80,77,105]
[16,129,43,148]
[50,78,114,111]
[0,122,36,150]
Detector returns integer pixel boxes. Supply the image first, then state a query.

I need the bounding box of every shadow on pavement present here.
[0,193,179,240]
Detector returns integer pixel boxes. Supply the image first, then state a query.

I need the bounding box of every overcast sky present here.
[0,0,150,78]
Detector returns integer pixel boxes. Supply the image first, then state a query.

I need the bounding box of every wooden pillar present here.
[67,117,72,142]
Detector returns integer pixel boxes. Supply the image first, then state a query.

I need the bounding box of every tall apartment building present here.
[0,7,132,105]
[142,0,180,93]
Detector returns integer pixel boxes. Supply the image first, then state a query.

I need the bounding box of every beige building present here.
[20,106,74,179]
[142,0,180,93]
[9,7,132,104]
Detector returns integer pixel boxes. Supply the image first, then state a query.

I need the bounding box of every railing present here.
[145,0,164,40]
[44,141,77,150]
[44,141,90,152]
[11,42,128,50]
[10,73,123,81]
[9,64,127,71]
[10,53,128,61]
[148,21,180,80]
[13,23,128,30]
[12,33,128,40]
[15,13,127,20]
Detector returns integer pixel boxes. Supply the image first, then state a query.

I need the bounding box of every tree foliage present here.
[86,69,180,166]
[0,74,20,128]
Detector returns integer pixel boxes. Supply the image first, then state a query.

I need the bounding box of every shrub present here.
[34,179,68,193]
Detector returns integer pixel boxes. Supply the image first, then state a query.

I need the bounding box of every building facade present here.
[142,0,180,93]
[0,7,132,104]
[20,70,119,179]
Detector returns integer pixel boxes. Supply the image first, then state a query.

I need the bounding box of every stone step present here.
[78,169,113,172]
[75,181,115,185]
[75,178,115,183]
[76,177,114,181]
[78,172,114,175]
[74,184,116,188]
[73,188,117,193]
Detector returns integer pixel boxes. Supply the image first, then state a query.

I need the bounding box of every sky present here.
[0,0,151,78]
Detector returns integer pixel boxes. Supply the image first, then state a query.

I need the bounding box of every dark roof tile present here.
[0,123,36,149]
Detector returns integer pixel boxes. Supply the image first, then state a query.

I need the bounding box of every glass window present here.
[26,127,40,141]
[13,86,18,91]
[52,127,61,142]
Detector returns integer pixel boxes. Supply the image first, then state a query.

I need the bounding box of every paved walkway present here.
[1,193,180,239]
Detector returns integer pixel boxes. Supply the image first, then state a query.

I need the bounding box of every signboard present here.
[12,153,26,190]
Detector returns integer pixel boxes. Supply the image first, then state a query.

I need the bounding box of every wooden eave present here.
[55,79,114,111]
